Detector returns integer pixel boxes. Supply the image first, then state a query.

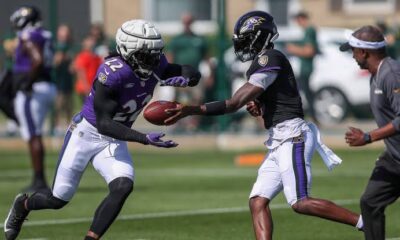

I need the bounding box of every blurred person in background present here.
[4,19,200,240]
[73,36,102,103]
[375,20,399,59]
[167,12,210,132]
[286,11,319,124]
[54,24,74,134]
[8,6,57,192]
[165,11,363,240]
[341,25,400,240]
[89,23,114,59]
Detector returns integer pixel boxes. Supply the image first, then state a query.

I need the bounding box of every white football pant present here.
[14,81,57,141]
[249,128,316,206]
[52,114,134,201]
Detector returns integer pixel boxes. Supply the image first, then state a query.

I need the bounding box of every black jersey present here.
[246,49,304,129]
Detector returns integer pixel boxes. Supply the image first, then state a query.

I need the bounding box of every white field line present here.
[20,238,48,240]
[0,199,358,228]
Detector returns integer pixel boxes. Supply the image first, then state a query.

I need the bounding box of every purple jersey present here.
[13,27,53,80]
[81,55,169,128]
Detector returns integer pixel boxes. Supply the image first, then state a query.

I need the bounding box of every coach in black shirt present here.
[340,25,400,240]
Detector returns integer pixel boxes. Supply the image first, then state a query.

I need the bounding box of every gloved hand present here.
[160,76,189,87]
[146,132,178,148]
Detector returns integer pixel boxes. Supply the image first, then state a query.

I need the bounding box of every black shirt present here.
[246,49,304,129]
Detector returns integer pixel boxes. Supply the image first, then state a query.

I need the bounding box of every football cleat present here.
[4,193,30,240]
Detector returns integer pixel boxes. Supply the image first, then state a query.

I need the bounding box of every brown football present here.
[143,100,178,126]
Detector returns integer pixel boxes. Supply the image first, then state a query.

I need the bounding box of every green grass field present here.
[1,148,399,240]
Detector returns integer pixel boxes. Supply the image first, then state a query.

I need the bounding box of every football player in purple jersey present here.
[4,19,200,240]
[8,6,57,192]
[165,11,363,240]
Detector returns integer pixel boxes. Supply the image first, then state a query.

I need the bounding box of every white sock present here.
[356,215,363,229]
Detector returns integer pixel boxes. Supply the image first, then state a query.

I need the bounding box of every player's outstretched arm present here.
[159,64,201,87]
[94,80,148,144]
[181,65,201,86]
[225,82,264,113]
[94,81,178,148]
[164,82,264,124]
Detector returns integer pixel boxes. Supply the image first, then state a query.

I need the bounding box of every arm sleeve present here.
[248,71,278,90]
[161,63,201,87]
[94,80,149,144]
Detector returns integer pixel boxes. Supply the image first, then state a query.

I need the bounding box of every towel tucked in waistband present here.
[307,122,343,171]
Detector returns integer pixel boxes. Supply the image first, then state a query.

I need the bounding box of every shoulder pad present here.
[246,49,284,78]
[97,57,129,87]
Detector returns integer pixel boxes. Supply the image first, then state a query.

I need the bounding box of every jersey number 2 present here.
[105,58,123,72]
[113,95,152,123]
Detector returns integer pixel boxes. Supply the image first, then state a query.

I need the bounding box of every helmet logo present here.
[240,17,265,34]
[21,8,31,17]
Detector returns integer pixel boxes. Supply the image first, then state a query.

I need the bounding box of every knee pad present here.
[108,177,133,199]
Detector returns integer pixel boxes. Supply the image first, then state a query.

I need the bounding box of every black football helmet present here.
[233,11,279,62]
[10,6,41,31]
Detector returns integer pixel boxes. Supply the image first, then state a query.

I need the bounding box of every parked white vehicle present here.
[225,27,371,124]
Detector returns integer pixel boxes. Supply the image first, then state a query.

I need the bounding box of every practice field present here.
[0,148,399,240]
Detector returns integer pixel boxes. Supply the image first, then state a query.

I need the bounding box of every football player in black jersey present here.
[165,11,363,240]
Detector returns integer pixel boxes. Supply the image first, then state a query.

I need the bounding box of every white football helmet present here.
[116,19,164,79]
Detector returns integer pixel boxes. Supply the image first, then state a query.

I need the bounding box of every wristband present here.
[363,132,372,144]
[205,101,226,116]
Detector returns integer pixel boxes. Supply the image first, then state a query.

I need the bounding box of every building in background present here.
[102,0,400,36]
[2,0,400,61]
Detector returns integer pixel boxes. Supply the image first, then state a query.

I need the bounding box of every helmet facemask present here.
[233,32,259,62]
[233,30,277,62]
[125,48,163,80]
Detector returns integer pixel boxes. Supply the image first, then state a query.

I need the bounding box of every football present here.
[143,100,178,126]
